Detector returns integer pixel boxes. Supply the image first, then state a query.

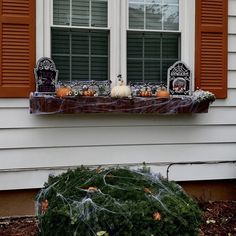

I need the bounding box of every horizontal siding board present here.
[1,106,236,128]
[228,35,236,52]
[0,143,236,190]
[0,126,236,149]
[0,164,236,190]
[228,16,236,33]
[228,70,236,88]
[229,0,236,15]
[212,89,236,106]
[0,98,28,108]
[0,143,236,169]
[228,52,236,70]
[168,163,236,181]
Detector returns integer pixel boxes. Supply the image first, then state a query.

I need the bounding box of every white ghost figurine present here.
[111,79,132,98]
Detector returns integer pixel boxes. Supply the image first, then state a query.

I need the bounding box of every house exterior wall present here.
[0,0,235,191]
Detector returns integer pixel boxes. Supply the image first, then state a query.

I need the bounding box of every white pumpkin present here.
[111,79,131,98]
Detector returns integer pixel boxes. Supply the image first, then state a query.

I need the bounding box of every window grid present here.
[127,32,180,83]
[128,0,179,31]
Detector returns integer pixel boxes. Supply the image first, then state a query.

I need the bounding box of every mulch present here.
[0,201,236,236]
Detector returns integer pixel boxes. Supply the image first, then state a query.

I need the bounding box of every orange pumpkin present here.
[140,90,152,97]
[56,86,71,98]
[83,89,95,96]
[156,87,169,98]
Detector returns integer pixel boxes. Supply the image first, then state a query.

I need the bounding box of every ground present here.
[0,201,236,236]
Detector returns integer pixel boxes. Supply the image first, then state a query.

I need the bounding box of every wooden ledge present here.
[29,95,211,115]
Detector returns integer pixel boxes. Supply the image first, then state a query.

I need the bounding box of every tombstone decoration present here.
[34,57,58,94]
[167,61,192,96]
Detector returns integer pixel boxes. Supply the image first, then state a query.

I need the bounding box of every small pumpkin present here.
[156,86,169,98]
[140,89,152,97]
[56,86,72,98]
[83,89,95,96]
[111,79,131,98]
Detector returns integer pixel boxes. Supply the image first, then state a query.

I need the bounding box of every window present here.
[127,0,180,84]
[51,0,109,82]
[37,0,195,87]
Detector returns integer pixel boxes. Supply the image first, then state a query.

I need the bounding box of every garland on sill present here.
[192,89,216,103]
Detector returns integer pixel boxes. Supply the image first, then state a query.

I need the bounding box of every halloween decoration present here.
[167,61,192,96]
[156,85,170,98]
[111,76,131,98]
[56,86,72,98]
[34,57,58,94]
[36,167,202,236]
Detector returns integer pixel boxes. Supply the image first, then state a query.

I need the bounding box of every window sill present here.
[29,95,213,115]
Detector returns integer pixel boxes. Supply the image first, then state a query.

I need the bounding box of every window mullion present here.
[142,33,145,82]
[70,32,72,82]
[160,33,163,82]
[144,0,146,30]
[70,0,72,26]
[89,32,91,80]
[89,0,92,27]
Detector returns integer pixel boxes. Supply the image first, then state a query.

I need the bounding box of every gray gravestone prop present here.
[167,61,192,96]
[34,57,58,94]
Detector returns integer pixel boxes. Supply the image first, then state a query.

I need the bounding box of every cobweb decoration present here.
[35,167,202,236]
[171,63,189,77]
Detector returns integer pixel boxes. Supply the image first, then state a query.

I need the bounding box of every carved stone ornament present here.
[34,57,58,94]
[167,61,192,96]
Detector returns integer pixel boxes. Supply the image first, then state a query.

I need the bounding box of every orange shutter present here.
[0,0,35,98]
[195,0,228,99]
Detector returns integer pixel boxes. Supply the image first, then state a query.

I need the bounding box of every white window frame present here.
[36,0,195,88]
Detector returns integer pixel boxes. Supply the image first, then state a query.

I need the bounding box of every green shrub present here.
[36,167,202,236]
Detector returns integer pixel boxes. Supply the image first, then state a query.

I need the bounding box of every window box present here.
[29,95,212,115]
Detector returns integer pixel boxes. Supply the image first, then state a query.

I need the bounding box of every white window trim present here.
[36,0,195,88]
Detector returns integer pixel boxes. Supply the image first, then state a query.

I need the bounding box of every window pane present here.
[129,0,179,31]
[91,57,108,81]
[146,0,161,3]
[72,56,89,80]
[144,34,160,58]
[72,0,89,26]
[144,60,160,82]
[72,31,89,55]
[146,4,162,30]
[127,60,143,82]
[91,31,108,55]
[52,56,70,81]
[127,32,180,83]
[53,0,70,25]
[129,0,144,2]
[54,0,108,27]
[164,0,178,4]
[162,34,179,58]
[162,60,176,81]
[129,4,144,29]
[52,28,109,82]
[91,0,108,27]
[127,32,143,58]
[52,29,70,54]
[163,5,179,30]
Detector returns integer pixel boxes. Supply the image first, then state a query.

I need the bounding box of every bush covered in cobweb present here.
[36,167,202,236]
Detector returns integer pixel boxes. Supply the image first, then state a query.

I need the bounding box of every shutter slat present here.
[2,0,29,16]
[195,0,227,98]
[0,0,35,97]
